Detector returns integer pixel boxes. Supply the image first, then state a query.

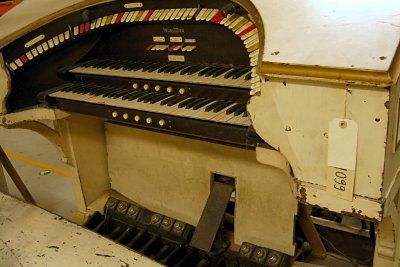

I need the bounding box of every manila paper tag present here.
[327,119,358,201]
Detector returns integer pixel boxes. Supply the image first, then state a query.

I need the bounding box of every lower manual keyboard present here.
[49,83,250,127]
[41,83,265,148]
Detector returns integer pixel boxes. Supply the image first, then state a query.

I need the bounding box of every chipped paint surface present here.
[249,78,389,219]
[251,0,400,71]
[0,193,162,267]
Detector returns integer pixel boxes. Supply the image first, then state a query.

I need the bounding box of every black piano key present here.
[198,67,214,77]
[123,61,143,70]
[111,89,133,99]
[121,91,140,100]
[110,61,130,70]
[138,92,158,103]
[88,86,109,95]
[165,96,187,106]
[204,100,223,112]
[160,95,180,106]
[192,99,214,110]
[127,229,147,248]
[132,62,153,71]
[102,88,124,97]
[79,59,97,67]
[232,68,251,79]
[245,72,252,80]
[178,97,198,108]
[92,87,114,96]
[90,60,107,68]
[71,85,91,94]
[180,65,199,75]
[148,94,170,104]
[157,63,176,73]
[126,91,147,101]
[169,64,189,74]
[186,65,205,75]
[212,67,231,78]
[162,63,181,73]
[185,98,206,109]
[61,84,80,92]
[224,68,241,79]
[226,103,244,115]
[203,66,224,77]
[142,62,162,72]
[75,85,97,94]
[233,105,246,116]
[98,60,118,69]
[160,245,183,265]
[213,101,234,112]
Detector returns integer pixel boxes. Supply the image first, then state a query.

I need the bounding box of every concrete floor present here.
[0,124,77,221]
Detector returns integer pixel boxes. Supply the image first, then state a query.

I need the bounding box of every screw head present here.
[173,221,184,232]
[106,198,117,209]
[266,251,281,265]
[162,217,172,227]
[150,214,162,225]
[117,202,128,212]
[127,206,139,217]
[255,248,265,258]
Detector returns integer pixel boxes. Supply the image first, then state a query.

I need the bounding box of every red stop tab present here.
[79,24,85,34]
[115,13,124,23]
[238,24,256,37]
[143,10,154,21]
[20,55,28,64]
[85,21,90,32]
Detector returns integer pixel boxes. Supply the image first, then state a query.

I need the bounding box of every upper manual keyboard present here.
[67,59,254,89]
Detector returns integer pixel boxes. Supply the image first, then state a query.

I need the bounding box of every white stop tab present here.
[327,119,358,201]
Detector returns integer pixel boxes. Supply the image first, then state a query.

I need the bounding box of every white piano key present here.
[206,9,218,21]
[9,62,17,70]
[181,8,191,20]
[31,48,38,57]
[187,8,197,20]
[58,33,65,43]
[164,9,175,20]
[37,45,44,54]
[90,20,96,29]
[111,13,119,24]
[101,16,107,27]
[73,26,79,36]
[201,9,212,20]
[121,11,129,22]
[175,8,186,20]
[195,8,206,21]
[15,59,23,67]
[64,30,70,40]
[149,9,159,21]
[95,18,102,28]
[42,42,49,51]
[26,51,33,60]
[170,9,180,20]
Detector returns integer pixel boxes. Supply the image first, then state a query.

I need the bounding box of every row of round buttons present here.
[111,111,166,126]
[132,83,186,94]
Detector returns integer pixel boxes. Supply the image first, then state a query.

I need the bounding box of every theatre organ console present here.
[0,0,400,266]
